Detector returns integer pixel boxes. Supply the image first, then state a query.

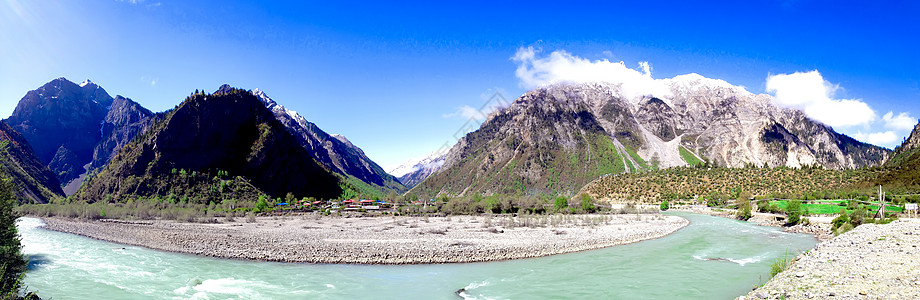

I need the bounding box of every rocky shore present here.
[673,206,833,240]
[41,213,688,264]
[744,219,920,299]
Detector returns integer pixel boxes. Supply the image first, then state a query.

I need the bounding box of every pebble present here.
[744,219,920,299]
[40,214,689,264]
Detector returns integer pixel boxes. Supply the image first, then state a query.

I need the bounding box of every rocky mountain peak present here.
[85,95,158,187]
[6,77,116,186]
[215,84,234,94]
[389,150,448,189]
[413,74,890,198]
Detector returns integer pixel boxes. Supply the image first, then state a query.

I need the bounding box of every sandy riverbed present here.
[40,213,688,264]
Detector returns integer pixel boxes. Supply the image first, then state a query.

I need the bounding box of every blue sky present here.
[1,0,918,171]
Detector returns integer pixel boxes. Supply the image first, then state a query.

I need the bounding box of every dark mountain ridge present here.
[73,87,343,202]
[0,121,65,203]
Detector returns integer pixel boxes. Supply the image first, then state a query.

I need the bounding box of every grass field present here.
[678,146,703,166]
[769,200,904,216]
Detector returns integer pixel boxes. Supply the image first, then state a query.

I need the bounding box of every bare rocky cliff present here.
[413,74,890,197]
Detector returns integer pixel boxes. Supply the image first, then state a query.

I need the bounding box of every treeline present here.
[391,193,659,216]
[584,165,882,203]
[18,197,252,223]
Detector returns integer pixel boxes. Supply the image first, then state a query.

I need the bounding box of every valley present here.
[3,2,918,299]
[1,77,916,300]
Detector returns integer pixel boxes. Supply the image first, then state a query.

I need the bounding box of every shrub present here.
[841,205,866,229]
[785,200,802,225]
[254,196,270,213]
[660,200,670,211]
[735,198,752,221]
[580,194,596,213]
[770,252,794,277]
[831,209,849,233]
[834,222,854,236]
[553,197,568,213]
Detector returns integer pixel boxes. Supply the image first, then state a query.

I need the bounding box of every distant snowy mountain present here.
[248,87,406,194]
[389,150,448,189]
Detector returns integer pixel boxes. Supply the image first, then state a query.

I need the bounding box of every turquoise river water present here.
[18,212,816,299]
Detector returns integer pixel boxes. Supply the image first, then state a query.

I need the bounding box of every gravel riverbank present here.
[744,219,920,299]
[40,214,688,264]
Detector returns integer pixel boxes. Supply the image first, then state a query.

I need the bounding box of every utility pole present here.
[877,185,886,219]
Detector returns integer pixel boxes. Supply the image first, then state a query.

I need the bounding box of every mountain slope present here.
[6,78,114,186]
[877,121,920,187]
[413,87,645,198]
[251,88,406,194]
[0,121,65,203]
[73,87,343,203]
[414,74,889,198]
[888,121,920,167]
[89,96,158,172]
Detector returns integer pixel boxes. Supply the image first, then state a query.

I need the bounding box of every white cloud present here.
[117,0,161,7]
[511,47,671,100]
[443,105,483,120]
[851,131,900,146]
[765,70,876,128]
[882,111,917,130]
[150,78,157,86]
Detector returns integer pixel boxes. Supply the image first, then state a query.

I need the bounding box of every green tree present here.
[254,195,270,213]
[785,200,802,225]
[385,191,398,202]
[339,184,358,200]
[660,200,670,211]
[735,194,752,221]
[553,197,569,213]
[580,194,596,213]
[0,174,27,298]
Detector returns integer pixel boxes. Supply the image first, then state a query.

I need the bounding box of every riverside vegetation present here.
[0,172,38,300]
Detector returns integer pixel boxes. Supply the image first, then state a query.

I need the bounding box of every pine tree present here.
[0,173,27,298]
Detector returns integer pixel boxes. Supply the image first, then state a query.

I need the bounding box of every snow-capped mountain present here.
[412,73,889,197]
[388,149,448,189]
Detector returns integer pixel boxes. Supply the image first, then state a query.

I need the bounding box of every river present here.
[18,212,816,299]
